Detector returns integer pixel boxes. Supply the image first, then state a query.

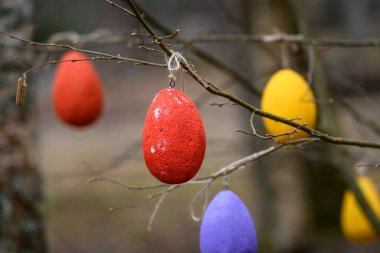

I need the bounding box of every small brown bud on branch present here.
[16,74,27,107]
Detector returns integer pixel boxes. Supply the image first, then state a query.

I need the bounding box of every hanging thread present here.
[280,43,290,69]
[166,51,188,91]
[222,171,230,190]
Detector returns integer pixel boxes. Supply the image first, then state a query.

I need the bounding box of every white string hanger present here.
[165,50,189,91]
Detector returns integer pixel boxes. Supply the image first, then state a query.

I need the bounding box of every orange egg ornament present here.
[142,88,206,184]
[52,51,103,127]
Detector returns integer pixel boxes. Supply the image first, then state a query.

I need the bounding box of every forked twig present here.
[147,185,179,231]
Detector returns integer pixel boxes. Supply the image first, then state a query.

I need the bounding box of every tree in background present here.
[0,0,46,252]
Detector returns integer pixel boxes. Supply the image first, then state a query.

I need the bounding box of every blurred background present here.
[1,0,380,252]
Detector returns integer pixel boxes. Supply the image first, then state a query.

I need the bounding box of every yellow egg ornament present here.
[340,176,380,244]
[261,69,317,142]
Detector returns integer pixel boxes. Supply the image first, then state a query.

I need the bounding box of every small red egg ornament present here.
[52,51,103,127]
[142,88,206,184]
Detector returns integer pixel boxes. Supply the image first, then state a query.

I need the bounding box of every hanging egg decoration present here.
[200,190,258,253]
[142,88,206,184]
[340,176,380,244]
[261,69,317,142]
[52,51,103,127]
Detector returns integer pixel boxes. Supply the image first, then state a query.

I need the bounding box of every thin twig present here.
[85,162,168,190]
[132,29,179,41]
[189,180,213,222]
[88,175,168,190]
[357,164,380,168]
[147,185,179,231]
[191,142,313,183]
[210,102,237,107]
[237,114,306,141]
[23,57,115,75]
[246,112,271,139]
[102,0,136,17]
[139,45,165,54]
[108,185,179,216]
[123,0,261,96]
[0,31,166,68]
[160,29,180,39]
[182,33,380,47]
[335,97,380,137]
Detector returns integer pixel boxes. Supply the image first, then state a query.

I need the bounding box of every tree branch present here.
[205,81,380,149]
[119,0,380,150]
[335,97,380,137]
[0,31,166,68]
[182,33,380,47]
[120,0,380,234]
[122,0,261,96]
[102,0,135,17]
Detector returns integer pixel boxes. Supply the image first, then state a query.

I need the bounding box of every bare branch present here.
[192,143,291,182]
[357,164,380,168]
[189,180,212,222]
[147,185,179,231]
[47,29,127,47]
[207,82,380,149]
[120,0,380,150]
[210,102,237,107]
[121,0,261,96]
[182,33,380,47]
[0,31,166,68]
[102,0,136,17]
[139,45,165,55]
[87,142,317,227]
[85,162,168,191]
[160,29,181,40]
[335,97,380,137]
[23,57,116,75]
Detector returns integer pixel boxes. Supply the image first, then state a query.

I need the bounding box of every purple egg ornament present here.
[200,190,258,253]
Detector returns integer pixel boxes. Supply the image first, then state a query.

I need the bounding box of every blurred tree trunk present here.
[0,0,46,252]
[248,1,311,252]
[342,0,372,38]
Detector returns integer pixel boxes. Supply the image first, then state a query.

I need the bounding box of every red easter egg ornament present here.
[142,88,206,184]
[53,51,103,127]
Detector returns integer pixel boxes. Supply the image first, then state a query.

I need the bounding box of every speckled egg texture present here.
[200,190,257,253]
[142,88,206,184]
[53,51,103,127]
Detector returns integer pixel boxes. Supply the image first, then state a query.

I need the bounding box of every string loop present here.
[166,51,188,90]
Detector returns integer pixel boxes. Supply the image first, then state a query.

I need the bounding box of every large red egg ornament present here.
[142,88,206,184]
[53,51,103,127]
